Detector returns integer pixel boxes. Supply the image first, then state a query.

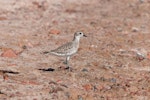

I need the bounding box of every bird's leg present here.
[63,56,72,71]
[65,56,72,70]
[63,56,70,64]
[66,56,70,66]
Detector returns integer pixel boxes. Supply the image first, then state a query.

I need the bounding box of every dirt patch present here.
[0,0,150,99]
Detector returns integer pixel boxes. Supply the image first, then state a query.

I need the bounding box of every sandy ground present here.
[0,0,150,100]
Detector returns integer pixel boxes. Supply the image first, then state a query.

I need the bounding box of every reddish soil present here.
[0,0,150,100]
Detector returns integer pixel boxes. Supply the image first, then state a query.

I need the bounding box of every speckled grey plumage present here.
[50,32,87,70]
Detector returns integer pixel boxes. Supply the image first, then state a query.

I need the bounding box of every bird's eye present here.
[79,32,82,34]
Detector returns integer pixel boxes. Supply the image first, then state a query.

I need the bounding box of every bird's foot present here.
[65,66,73,72]
[63,61,67,65]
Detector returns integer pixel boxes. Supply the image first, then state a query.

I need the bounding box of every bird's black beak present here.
[83,34,87,37]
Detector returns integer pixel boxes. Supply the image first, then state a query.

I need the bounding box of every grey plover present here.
[49,32,87,70]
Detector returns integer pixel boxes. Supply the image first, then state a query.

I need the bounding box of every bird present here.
[46,32,87,71]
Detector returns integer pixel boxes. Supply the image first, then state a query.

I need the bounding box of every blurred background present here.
[0,0,150,100]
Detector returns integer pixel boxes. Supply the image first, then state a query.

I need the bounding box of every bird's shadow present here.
[38,66,70,72]
[0,70,19,74]
[38,68,55,72]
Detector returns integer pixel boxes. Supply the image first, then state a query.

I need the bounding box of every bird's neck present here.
[73,37,80,49]
[73,36,80,43]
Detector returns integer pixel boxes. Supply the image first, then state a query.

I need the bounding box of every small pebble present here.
[132,27,139,32]
[117,27,123,32]
[81,68,88,72]
[110,78,117,83]
[139,0,144,3]
[78,95,83,100]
